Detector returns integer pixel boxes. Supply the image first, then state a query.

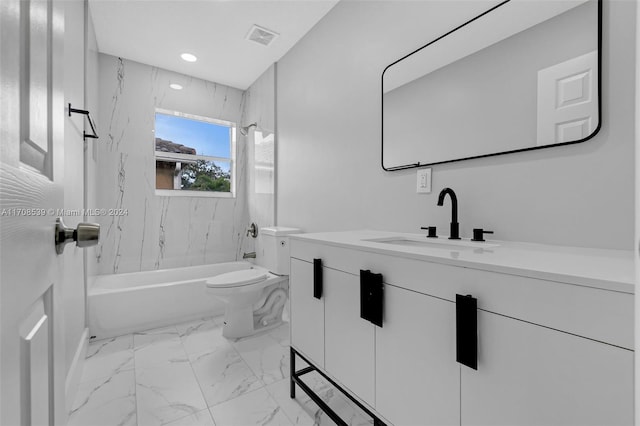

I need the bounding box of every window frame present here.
[154,108,237,198]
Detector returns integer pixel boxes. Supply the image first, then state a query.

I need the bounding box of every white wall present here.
[277,0,636,250]
[92,55,249,275]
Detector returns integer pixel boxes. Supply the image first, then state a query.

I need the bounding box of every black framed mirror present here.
[381,0,602,171]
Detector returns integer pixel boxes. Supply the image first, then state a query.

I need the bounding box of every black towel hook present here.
[68,103,99,141]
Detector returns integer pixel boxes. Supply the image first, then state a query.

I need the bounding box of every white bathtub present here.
[88,261,260,340]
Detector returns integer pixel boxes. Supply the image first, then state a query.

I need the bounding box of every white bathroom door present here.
[536,50,598,146]
[0,0,68,425]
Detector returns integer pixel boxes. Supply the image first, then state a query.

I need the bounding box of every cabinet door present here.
[324,268,375,406]
[290,258,324,367]
[461,310,634,426]
[376,285,460,426]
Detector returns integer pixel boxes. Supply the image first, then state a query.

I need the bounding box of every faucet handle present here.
[471,228,494,242]
[247,223,258,238]
[420,226,438,238]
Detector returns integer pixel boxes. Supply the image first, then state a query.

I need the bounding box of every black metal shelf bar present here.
[295,366,315,376]
[290,347,387,426]
[68,103,99,141]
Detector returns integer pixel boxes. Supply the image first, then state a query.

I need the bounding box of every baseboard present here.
[65,327,89,413]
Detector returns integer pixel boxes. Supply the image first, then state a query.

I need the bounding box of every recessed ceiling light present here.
[169,83,183,90]
[180,53,197,62]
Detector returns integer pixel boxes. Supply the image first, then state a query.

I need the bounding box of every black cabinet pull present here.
[360,270,384,328]
[369,273,384,328]
[313,258,323,299]
[360,270,372,324]
[456,294,477,370]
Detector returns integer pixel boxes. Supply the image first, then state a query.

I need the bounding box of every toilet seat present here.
[206,269,268,289]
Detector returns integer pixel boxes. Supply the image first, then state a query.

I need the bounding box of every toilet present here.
[206,226,300,339]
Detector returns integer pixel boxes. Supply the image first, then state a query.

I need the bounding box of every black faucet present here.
[437,187,460,240]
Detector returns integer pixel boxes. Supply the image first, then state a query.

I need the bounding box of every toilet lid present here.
[206,269,268,288]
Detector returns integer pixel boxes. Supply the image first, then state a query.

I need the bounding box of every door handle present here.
[55,217,100,255]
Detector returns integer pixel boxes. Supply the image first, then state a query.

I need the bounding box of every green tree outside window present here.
[181,160,231,192]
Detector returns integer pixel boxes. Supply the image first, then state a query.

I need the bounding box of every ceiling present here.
[88,0,339,90]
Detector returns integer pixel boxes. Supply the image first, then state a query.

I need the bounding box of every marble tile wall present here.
[91,54,254,275]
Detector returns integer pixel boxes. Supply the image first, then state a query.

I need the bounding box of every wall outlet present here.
[416,168,432,194]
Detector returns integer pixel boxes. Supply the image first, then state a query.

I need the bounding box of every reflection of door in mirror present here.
[381,0,600,170]
[536,50,598,146]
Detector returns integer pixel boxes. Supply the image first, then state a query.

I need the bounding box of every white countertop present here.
[290,230,635,294]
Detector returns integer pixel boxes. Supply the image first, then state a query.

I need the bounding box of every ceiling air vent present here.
[246,24,279,47]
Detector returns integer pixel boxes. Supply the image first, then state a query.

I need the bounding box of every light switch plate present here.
[417,168,432,194]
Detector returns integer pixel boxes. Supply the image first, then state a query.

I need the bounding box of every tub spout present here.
[243,252,256,259]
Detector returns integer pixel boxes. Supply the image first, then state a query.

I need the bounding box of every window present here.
[154,109,236,197]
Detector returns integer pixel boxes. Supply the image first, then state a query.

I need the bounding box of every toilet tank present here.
[260,227,301,275]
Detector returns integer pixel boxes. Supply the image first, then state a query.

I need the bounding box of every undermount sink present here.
[363,236,499,250]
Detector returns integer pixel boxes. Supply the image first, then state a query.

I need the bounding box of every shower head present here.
[240,122,257,136]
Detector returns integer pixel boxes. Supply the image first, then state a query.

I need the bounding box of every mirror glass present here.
[382,0,601,170]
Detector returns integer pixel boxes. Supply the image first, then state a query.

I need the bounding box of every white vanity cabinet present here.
[290,255,377,406]
[375,284,459,426]
[462,310,634,426]
[323,267,375,406]
[290,258,324,367]
[289,231,634,426]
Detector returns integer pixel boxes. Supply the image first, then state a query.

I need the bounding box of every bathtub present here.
[88,261,260,340]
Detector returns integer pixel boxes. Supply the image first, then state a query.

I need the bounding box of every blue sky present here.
[155,113,231,158]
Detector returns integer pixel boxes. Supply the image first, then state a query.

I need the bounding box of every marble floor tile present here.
[135,337,190,370]
[177,317,229,359]
[233,330,289,385]
[133,325,189,370]
[209,388,293,426]
[135,362,208,426]
[191,343,264,407]
[82,334,135,382]
[161,408,215,426]
[267,321,290,345]
[68,369,136,426]
[74,321,366,426]
[174,316,221,337]
[134,325,179,348]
